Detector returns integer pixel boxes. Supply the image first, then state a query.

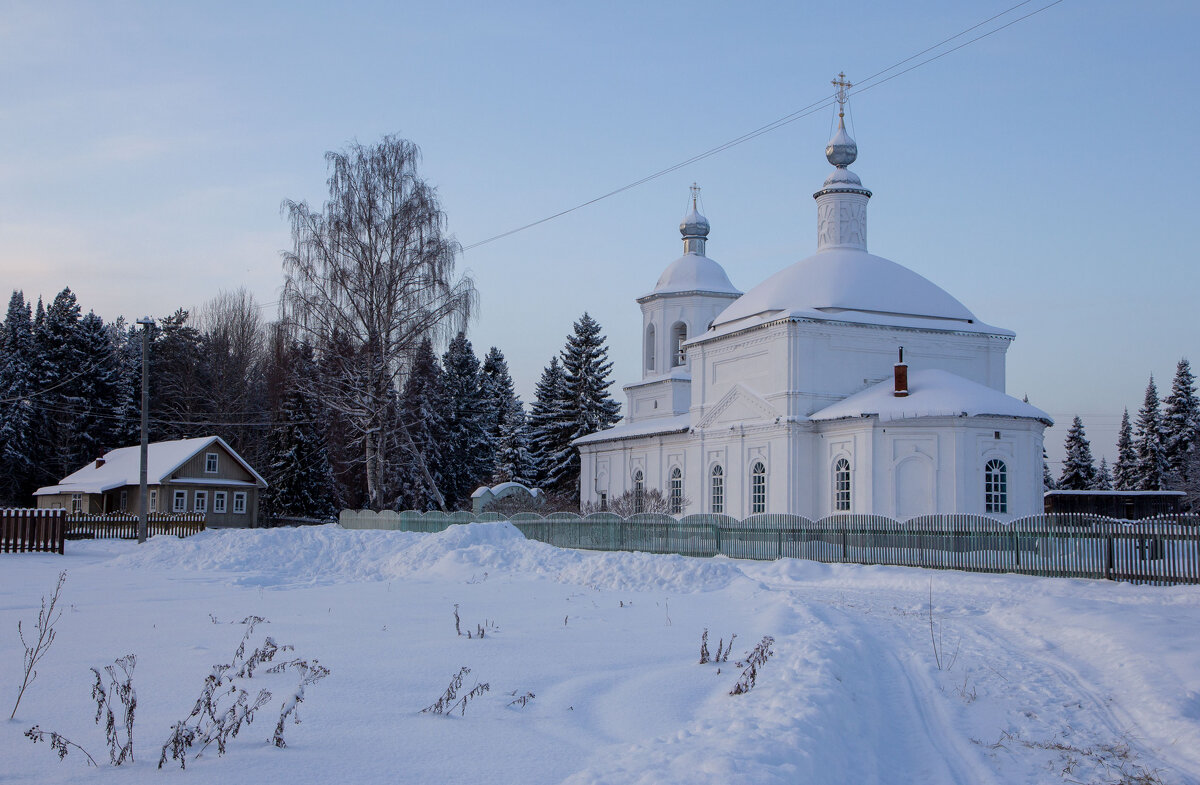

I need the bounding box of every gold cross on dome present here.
[832,71,852,115]
[690,182,701,208]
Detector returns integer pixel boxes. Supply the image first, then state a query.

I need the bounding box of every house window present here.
[71,493,82,513]
[233,492,247,515]
[834,458,851,512]
[711,465,724,514]
[599,492,607,512]
[633,471,645,514]
[205,452,219,473]
[985,459,1008,514]
[119,490,128,512]
[213,491,227,514]
[671,322,687,367]
[194,491,208,514]
[645,324,656,372]
[750,461,767,514]
[149,490,157,512]
[670,467,683,514]
[173,490,187,512]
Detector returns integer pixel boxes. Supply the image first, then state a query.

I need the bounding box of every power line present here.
[461,0,1065,253]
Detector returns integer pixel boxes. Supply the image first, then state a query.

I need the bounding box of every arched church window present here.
[633,470,645,514]
[750,462,767,514]
[984,459,1008,514]
[834,458,851,512]
[645,324,656,372]
[670,467,683,514]
[710,465,724,514]
[671,322,687,367]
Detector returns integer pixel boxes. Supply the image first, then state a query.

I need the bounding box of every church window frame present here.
[750,461,767,514]
[710,464,724,514]
[833,457,852,512]
[984,459,1008,514]
[669,466,683,514]
[633,470,645,514]
[670,322,687,367]
[645,324,656,372]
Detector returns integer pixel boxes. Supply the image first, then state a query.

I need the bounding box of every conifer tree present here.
[1058,416,1097,490]
[38,288,86,481]
[70,311,123,465]
[263,343,340,520]
[439,333,490,509]
[1094,456,1113,490]
[1113,408,1137,490]
[397,337,446,510]
[528,356,572,489]
[1134,376,1169,490]
[551,313,621,498]
[0,291,39,504]
[480,347,535,485]
[1042,447,1055,491]
[1163,358,1199,487]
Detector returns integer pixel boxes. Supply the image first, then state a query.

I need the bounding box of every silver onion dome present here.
[680,205,710,239]
[825,115,858,167]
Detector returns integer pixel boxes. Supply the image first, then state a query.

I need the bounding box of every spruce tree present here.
[1058,416,1097,490]
[0,292,39,504]
[1163,358,1199,487]
[1113,408,1137,490]
[1042,447,1056,491]
[397,337,446,510]
[70,311,123,465]
[439,333,490,509]
[263,343,339,520]
[480,347,535,485]
[1094,456,1113,490]
[528,356,572,489]
[1134,376,1169,490]
[552,313,621,498]
[38,288,86,481]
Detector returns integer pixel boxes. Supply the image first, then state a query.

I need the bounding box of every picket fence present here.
[1,508,66,554]
[339,509,1200,586]
[65,513,206,540]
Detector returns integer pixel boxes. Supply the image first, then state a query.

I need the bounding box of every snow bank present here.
[108,523,747,593]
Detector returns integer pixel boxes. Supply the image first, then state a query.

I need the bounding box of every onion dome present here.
[825,115,858,167]
[679,205,710,246]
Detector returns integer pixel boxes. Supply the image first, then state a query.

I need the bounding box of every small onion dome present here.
[825,116,858,167]
[679,205,710,239]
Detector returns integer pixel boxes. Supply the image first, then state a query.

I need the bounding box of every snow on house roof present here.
[34,436,267,496]
[700,247,1011,341]
[573,413,691,446]
[809,369,1052,426]
[643,253,741,299]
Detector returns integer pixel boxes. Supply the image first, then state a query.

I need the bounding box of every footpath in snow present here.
[2,522,1198,784]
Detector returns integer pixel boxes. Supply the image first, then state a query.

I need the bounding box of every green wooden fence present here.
[337,509,1200,585]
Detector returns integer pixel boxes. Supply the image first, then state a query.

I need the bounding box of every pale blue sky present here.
[2,1,1197,470]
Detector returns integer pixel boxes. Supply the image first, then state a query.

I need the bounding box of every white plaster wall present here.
[640,292,739,378]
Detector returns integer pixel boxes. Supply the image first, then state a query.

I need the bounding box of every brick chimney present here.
[894,347,908,398]
[95,457,106,468]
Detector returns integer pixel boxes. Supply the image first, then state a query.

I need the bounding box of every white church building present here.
[575,88,1052,520]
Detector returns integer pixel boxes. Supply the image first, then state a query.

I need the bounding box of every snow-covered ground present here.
[3,523,1199,784]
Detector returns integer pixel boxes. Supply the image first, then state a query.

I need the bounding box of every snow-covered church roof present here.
[810,369,1052,425]
[642,196,740,299]
[699,104,1009,340]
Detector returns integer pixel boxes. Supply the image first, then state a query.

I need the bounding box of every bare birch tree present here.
[281,136,475,509]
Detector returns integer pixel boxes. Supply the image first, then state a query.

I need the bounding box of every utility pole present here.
[136,316,154,544]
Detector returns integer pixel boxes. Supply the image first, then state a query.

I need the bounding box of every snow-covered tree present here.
[1042,447,1056,491]
[396,337,446,511]
[1094,456,1113,490]
[480,347,535,485]
[1058,416,1097,490]
[528,356,572,489]
[438,333,490,509]
[552,313,621,498]
[1163,358,1199,487]
[1113,408,1137,490]
[38,288,87,481]
[263,343,340,520]
[68,311,123,467]
[0,291,40,504]
[1134,376,1169,490]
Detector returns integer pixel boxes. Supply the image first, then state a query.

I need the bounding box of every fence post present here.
[1105,533,1115,581]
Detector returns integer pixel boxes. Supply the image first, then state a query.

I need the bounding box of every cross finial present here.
[832,71,852,117]
[690,182,701,209]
